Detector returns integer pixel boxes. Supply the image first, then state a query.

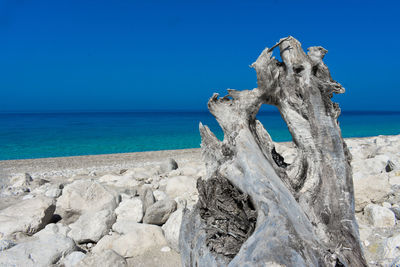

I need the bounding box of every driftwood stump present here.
[179,36,367,266]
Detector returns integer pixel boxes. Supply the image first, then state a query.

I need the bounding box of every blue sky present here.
[0,0,399,112]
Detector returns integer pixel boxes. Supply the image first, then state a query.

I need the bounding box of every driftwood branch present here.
[179,36,367,266]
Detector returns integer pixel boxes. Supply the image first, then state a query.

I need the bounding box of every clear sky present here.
[0,0,399,112]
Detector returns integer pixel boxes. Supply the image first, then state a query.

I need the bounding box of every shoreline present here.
[1,134,398,180]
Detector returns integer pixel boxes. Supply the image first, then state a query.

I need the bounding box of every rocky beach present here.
[0,134,399,267]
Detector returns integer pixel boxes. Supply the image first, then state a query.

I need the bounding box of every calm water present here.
[0,111,399,160]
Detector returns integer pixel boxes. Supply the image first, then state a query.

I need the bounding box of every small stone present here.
[62,251,86,267]
[161,246,171,252]
[120,169,128,174]
[87,243,93,248]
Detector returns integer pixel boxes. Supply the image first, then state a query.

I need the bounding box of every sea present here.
[0,111,399,160]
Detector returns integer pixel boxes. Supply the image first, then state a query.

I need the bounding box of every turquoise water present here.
[0,111,399,160]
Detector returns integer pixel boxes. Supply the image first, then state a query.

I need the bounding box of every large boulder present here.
[353,174,392,211]
[93,223,167,258]
[76,249,127,267]
[68,209,116,243]
[162,208,184,252]
[364,204,396,228]
[57,180,119,216]
[0,196,55,237]
[0,223,76,267]
[143,199,177,225]
[140,187,155,213]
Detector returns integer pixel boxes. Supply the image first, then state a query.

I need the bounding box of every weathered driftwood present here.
[179,36,367,266]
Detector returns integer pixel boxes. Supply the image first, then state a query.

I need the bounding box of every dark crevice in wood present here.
[197,175,257,260]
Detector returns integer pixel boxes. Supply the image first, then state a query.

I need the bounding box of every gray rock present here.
[68,209,116,243]
[364,204,396,227]
[140,187,155,214]
[0,223,76,267]
[143,199,177,225]
[0,196,55,237]
[62,251,86,267]
[76,249,127,267]
[162,208,183,251]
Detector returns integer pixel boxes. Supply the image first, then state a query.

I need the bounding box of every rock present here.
[364,204,396,227]
[45,184,62,198]
[115,198,143,223]
[153,190,167,201]
[76,249,127,267]
[88,170,97,177]
[0,223,76,267]
[68,209,116,243]
[390,207,400,220]
[143,199,177,225]
[160,158,179,173]
[94,223,167,258]
[162,208,183,251]
[0,196,55,237]
[140,187,155,213]
[62,251,86,267]
[10,173,32,188]
[386,160,396,172]
[161,246,171,252]
[31,178,49,187]
[0,239,15,251]
[383,202,392,209]
[165,175,197,199]
[353,174,392,211]
[57,180,119,215]
[383,234,400,260]
[120,169,128,174]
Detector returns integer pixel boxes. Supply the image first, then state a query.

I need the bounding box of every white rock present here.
[162,208,183,252]
[353,173,392,212]
[62,251,86,267]
[45,184,62,198]
[115,198,143,223]
[68,209,116,243]
[99,174,140,188]
[165,175,197,199]
[364,204,396,228]
[153,190,167,201]
[161,246,171,252]
[383,202,392,209]
[93,223,167,258]
[0,223,76,267]
[0,196,55,237]
[76,249,127,267]
[112,220,143,234]
[383,234,400,260]
[57,180,119,215]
